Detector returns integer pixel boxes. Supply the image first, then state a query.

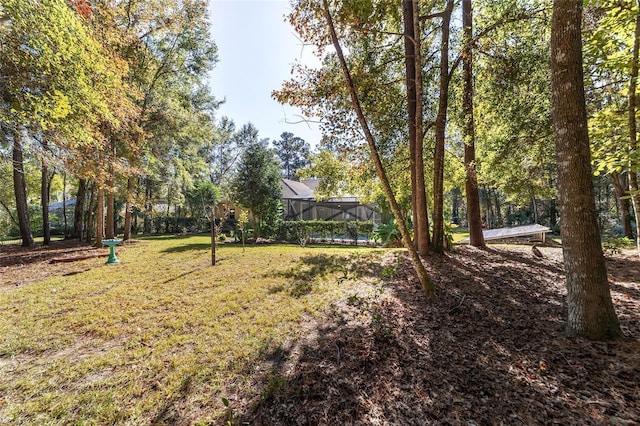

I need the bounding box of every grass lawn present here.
[0,236,389,424]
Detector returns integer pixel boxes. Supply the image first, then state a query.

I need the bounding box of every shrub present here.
[602,236,633,256]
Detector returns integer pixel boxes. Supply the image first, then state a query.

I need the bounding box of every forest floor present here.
[239,244,640,425]
[1,239,639,425]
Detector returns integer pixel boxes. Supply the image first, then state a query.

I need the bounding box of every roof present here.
[459,224,552,243]
[281,178,315,200]
[281,178,373,206]
[48,198,76,212]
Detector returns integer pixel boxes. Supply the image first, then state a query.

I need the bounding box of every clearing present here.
[0,236,638,425]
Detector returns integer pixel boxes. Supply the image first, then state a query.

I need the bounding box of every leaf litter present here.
[241,245,639,425]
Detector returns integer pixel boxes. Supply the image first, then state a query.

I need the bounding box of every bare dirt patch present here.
[1,240,111,289]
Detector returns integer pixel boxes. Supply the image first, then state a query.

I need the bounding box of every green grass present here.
[450,227,470,243]
[0,236,387,424]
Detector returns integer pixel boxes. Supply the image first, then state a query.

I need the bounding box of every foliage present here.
[373,219,404,248]
[585,0,640,176]
[299,149,350,200]
[185,180,221,219]
[602,236,633,256]
[237,209,249,250]
[205,120,255,194]
[443,222,458,252]
[473,2,556,209]
[232,140,283,238]
[273,132,310,179]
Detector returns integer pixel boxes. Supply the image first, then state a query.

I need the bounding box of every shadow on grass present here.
[264,253,387,298]
[161,243,211,254]
[162,267,207,284]
[229,246,640,425]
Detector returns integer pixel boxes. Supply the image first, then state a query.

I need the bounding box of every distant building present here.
[281,178,381,223]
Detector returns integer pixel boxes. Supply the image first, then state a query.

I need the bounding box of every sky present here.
[208,0,323,146]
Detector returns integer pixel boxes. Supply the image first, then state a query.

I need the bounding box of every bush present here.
[373,219,403,247]
[602,237,633,256]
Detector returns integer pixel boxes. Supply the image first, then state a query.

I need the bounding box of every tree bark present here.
[143,179,152,234]
[86,182,96,244]
[611,172,633,239]
[211,212,216,266]
[95,187,104,248]
[62,173,68,238]
[462,0,485,247]
[530,188,539,224]
[323,0,435,295]
[123,176,134,241]
[403,0,431,256]
[550,0,621,340]
[72,178,87,239]
[105,183,115,240]
[432,0,454,253]
[12,129,34,247]
[493,189,503,227]
[41,140,51,246]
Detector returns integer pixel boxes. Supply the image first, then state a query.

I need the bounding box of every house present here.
[281,178,381,223]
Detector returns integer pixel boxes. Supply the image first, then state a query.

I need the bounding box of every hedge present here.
[280,220,375,244]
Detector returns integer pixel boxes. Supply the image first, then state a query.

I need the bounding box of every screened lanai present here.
[281,179,381,223]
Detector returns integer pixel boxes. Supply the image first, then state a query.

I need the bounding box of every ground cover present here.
[0,237,388,424]
[1,238,638,425]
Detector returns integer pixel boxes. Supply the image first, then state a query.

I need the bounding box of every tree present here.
[584,0,640,243]
[320,0,435,295]
[472,2,555,229]
[99,0,218,240]
[273,132,310,179]
[298,149,349,200]
[550,0,621,339]
[625,0,640,254]
[403,0,430,256]
[462,0,485,247]
[232,139,282,239]
[1,0,140,246]
[206,117,238,188]
[11,129,34,247]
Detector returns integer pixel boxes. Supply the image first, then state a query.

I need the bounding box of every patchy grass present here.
[0,236,387,424]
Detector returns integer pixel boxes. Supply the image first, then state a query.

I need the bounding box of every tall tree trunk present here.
[549,197,558,230]
[451,189,460,224]
[322,0,435,295]
[403,0,431,256]
[432,0,454,253]
[143,179,152,234]
[12,129,34,247]
[124,176,134,241]
[86,182,97,244]
[611,172,633,239]
[62,173,68,238]
[105,182,115,240]
[96,187,104,248]
[627,4,640,256]
[530,188,539,224]
[482,185,493,228]
[550,0,621,339]
[72,178,87,239]
[492,190,502,227]
[462,0,485,247]
[41,140,50,246]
